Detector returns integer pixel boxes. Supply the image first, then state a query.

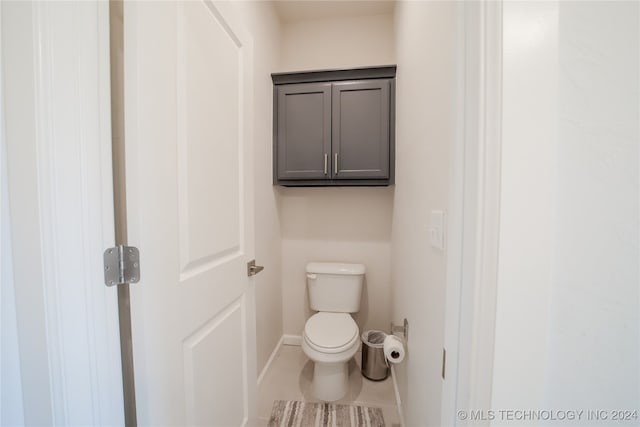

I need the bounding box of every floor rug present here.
[268,400,385,427]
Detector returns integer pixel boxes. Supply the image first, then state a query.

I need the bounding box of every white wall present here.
[545,2,640,412]
[492,1,559,411]
[492,1,639,421]
[233,1,284,379]
[280,13,395,71]
[547,1,639,410]
[391,2,459,426]
[280,187,393,336]
[278,12,395,337]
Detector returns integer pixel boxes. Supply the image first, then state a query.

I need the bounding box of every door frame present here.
[441,2,503,425]
[0,2,26,423]
[1,1,124,425]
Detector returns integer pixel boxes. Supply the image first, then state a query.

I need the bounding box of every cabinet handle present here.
[334,153,338,174]
[324,153,328,175]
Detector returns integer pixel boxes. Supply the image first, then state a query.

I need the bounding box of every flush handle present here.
[247,260,264,277]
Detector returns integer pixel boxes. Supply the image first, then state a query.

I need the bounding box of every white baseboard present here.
[282,334,302,346]
[257,335,284,387]
[390,365,406,427]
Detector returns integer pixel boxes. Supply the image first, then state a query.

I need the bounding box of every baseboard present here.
[390,365,406,427]
[257,335,284,387]
[282,334,302,346]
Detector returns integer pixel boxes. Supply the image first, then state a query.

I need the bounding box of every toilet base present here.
[311,361,349,401]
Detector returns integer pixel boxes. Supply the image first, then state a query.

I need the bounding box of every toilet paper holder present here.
[390,318,408,340]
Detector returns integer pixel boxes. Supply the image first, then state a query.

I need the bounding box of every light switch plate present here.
[429,210,445,250]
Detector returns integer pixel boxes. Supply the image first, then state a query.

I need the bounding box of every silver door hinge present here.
[104,245,140,286]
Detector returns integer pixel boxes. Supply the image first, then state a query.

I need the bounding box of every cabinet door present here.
[277,83,331,180]
[332,80,390,179]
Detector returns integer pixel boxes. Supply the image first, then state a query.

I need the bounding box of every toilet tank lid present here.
[306,262,365,275]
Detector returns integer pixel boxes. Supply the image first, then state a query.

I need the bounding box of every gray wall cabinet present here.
[272,66,396,186]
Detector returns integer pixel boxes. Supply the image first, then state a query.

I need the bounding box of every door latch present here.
[247,260,264,277]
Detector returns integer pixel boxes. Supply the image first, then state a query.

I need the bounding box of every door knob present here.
[247,260,264,277]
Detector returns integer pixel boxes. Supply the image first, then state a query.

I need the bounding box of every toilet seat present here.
[303,312,359,354]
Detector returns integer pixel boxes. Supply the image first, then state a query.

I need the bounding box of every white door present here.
[123,1,257,425]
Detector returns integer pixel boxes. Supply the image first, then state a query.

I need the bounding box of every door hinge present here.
[104,245,140,287]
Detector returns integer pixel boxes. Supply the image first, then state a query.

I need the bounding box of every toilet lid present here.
[304,312,358,349]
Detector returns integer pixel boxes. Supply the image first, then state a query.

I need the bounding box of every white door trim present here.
[0,1,26,423]
[442,2,503,425]
[2,2,123,425]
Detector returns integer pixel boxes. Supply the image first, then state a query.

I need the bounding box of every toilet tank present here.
[306,262,365,313]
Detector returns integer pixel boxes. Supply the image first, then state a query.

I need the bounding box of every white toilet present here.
[302,262,365,401]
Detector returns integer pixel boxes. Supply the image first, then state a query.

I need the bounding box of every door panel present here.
[183,298,246,426]
[332,80,390,179]
[177,0,242,276]
[125,1,256,425]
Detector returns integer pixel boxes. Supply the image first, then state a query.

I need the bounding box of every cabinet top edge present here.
[271,65,397,85]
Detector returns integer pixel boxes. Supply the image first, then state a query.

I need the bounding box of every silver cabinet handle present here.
[334,153,338,174]
[324,153,328,175]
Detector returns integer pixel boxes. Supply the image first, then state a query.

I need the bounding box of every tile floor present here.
[257,344,401,426]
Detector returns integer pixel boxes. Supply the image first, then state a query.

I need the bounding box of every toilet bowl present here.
[301,262,365,401]
[302,312,360,401]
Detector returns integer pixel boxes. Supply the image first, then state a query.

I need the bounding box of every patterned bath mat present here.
[268,400,385,427]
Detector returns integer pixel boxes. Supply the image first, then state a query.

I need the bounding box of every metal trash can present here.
[361,330,389,381]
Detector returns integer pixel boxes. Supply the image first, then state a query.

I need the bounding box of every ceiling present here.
[273,0,396,23]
